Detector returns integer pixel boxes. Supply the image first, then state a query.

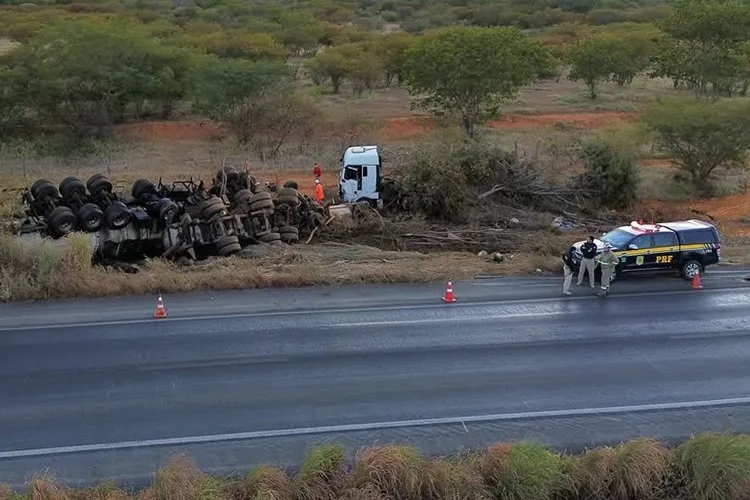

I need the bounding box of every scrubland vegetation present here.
[5,434,750,500]
[2,0,750,301]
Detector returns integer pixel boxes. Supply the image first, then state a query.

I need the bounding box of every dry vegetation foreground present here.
[4,433,750,500]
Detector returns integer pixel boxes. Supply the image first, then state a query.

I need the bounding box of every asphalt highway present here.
[3,270,750,487]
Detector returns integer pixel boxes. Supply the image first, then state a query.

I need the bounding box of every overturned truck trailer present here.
[15,168,327,262]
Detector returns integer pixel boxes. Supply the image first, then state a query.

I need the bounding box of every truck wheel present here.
[200,197,226,219]
[233,189,253,204]
[78,203,105,232]
[131,179,156,200]
[260,232,281,243]
[681,260,703,280]
[238,172,250,190]
[216,235,241,256]
[217,167,240,184]
[48,206,77,238]
[249,194,274,212]
[105,201,131,229]
[32,179,59,201]
[86,174,107,192]
[158,199,179,223]
[280,226,299,243]
[89,177,114,197]
[60,177,87,202]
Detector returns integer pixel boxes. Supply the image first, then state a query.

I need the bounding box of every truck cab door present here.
[360,165,379,200]
[340,166,361,203]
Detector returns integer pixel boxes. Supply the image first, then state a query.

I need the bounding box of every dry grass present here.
[245,465,295,500]
[0,229,536,302]
[566,439,667,500]
[6,435,750,500]
[296,445,347,500]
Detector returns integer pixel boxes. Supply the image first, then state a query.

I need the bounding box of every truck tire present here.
[260,232,281,243]
[78,203,105,232]
[200,197,226,219]
[681,259,703,280]
[249,193,274,212]
[248,192,272,203]
[86,173,107,192]
[60,177,87,202]
[279,226,299,243]
[158,199,179,223]
[238,172,250,190]
[233,189,253,203]
[131,178,156,200]
[88,177,114,197]
[105,201,131,229]
[283,180,299,190]
[48,206,77,238]
[32,179,59,201]
[216,235,241,256]
[217,167,240,184]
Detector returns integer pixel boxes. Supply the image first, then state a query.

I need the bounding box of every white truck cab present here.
[339,146,382,207]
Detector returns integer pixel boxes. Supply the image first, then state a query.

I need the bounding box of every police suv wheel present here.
[681,260,703,280]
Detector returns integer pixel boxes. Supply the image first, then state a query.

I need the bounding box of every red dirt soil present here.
[116,111,640,143]
[117,121,226,142]
[379,111,639,140]
[638,159,676,169]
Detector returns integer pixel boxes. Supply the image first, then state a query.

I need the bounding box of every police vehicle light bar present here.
[630,220,660,232]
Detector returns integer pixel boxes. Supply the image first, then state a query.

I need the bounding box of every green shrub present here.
[675,432,750,500]
[479,442,565,500]
[577,141,639,209]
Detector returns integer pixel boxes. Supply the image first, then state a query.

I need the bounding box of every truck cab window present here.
[344,166,361,181]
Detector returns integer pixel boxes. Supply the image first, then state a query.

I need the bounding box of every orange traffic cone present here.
[154,294,167,318]
[442,281,457,303]
[691,271,703,290]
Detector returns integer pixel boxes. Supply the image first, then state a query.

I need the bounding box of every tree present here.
[0,65,24,136]
[577,142,639,209]
[566,35,646,98]
[373,32,414,86]
[9,21,192,137]
[641,98,750,195]
[650,0,750,96]
[201,31,286,61]
[347,50,383,96]
[273,11,325,59]
[402,26,552,138]
[189,55,292,144]
[233,83,317,160]
[306,43,362,94]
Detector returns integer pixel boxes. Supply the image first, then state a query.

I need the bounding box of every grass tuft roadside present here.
[5,433,750,500]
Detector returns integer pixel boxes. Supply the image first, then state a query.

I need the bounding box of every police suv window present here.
[653,232,678,247]
[680,229,715,244]
[631,234,653,249]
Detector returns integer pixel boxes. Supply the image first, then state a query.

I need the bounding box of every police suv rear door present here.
[651,231,680,270]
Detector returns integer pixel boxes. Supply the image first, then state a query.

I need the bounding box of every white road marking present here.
[1,286,747,334]
[2,397,750,459]
[335,311,566,328]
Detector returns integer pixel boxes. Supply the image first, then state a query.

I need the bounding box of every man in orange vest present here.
[314,178,324,204]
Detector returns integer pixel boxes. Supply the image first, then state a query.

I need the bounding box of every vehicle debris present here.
[12,167,329,262]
